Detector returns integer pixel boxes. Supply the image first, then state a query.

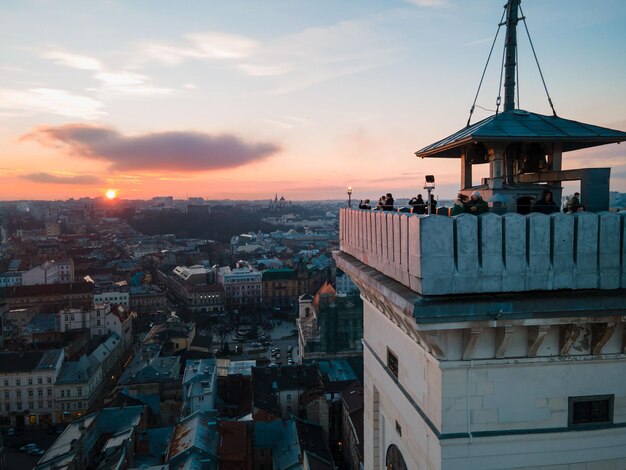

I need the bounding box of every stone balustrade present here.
[339,208,626,296]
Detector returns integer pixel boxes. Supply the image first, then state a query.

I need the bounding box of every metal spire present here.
[503,0,520,112]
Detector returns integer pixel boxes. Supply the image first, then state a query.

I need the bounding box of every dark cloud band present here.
[21,124,281,172]
[21,172,103,185]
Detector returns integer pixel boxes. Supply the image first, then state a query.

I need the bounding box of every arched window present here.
[386,444,407,470]
[305,307,310,316]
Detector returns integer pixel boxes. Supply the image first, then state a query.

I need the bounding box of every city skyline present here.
[1,0,625,201]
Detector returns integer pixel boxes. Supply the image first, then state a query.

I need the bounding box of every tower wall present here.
[340,209,626,296]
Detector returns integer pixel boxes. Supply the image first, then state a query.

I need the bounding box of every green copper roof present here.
[415,109,626,158]
[262,268,296,280]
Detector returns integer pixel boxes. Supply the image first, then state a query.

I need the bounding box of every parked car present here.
[20,443,37,452]
[6,427,15,436]
[287,345,293,352]
[28,447,45,456]
[251,342,262,348]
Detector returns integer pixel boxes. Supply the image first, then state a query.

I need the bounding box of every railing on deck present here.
[339,208,626,296]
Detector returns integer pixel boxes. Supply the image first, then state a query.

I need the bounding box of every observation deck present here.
[337,208,626,297]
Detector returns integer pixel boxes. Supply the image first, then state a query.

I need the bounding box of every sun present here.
[105,189,117,200]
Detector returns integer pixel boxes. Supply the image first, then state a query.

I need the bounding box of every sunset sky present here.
[1,0,625,201]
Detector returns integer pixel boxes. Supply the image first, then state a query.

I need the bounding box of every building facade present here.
[182,359,217,416]
[0,350,64,426]
[217,266,262,309]
[55,354,102,422]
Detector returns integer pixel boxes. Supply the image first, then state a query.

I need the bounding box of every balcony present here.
[338,208,626,296]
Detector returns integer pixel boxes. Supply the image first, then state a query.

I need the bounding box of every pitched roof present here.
[167,411,219,463]
[0,349,62,373]
[415,109,626,158]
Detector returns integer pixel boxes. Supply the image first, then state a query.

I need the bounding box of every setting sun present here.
[105,189,117,200]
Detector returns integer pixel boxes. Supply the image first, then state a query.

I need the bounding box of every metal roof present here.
[415,109,626,158]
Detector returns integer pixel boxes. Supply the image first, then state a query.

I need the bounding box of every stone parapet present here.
[339,209,626,296]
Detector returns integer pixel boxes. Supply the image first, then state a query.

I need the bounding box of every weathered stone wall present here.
[340,209,626,295]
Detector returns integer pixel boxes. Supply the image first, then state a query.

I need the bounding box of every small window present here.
[387,347,399,379]
[569,395,613,427]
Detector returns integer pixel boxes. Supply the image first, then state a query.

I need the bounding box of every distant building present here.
[35,405,148,470]
[261,259,326,310]
[0,349,64,426]
[22,259,74,286]
[268,193,288,211]
[216,266,262,309]
[56,304,132,350]
[3,307,37,340]
[251,364,322,421]
[0,271,22,288]
[143,315,196,354]
[0,282,93,311]
[128,284,167,314]
[114,344,182,426]
[297,283,363,362]
[159,266,224,313]
[55,354,102,422]
[172,264,211,284]
[44,221,62,238]
[182,359,217,416]
[93,286,130,308]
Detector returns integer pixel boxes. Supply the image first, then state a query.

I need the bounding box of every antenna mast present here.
[503,0,520,112]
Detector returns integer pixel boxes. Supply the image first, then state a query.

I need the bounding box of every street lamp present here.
[424,175,435,215]
[347,186,353,208]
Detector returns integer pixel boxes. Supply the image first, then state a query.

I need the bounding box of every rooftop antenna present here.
[503,0,520,112]
[466,0,557,126]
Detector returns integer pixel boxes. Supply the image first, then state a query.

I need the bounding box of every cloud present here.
[0,87,105,119]
[262,115,315,130]
[92,71,174,96]
[140,32,259,65]
[42,50,103,71]
[404,0,447,6]
[136,20,401,93]
[40,47,173,96]
[243,20,402,93]
[237,63,292,77]
[21,172,103,185]
[21,123,281,172]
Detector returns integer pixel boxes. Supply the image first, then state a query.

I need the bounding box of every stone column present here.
[461,153,472,189]
[489,144,505,189]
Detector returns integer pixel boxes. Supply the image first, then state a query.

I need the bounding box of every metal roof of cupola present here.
[415,0,626,213]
